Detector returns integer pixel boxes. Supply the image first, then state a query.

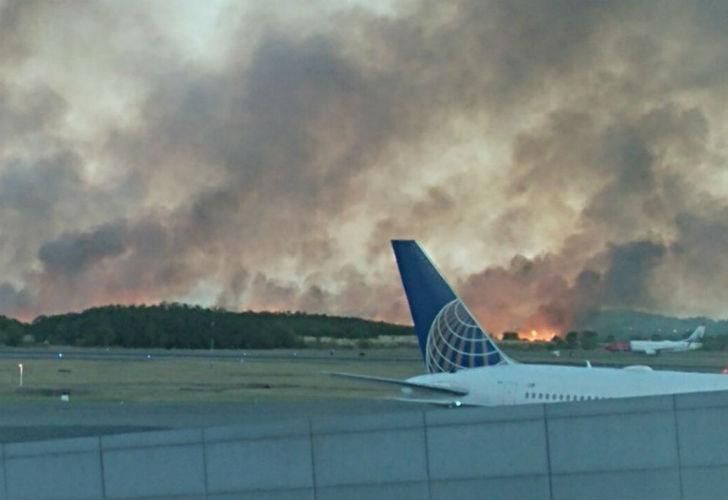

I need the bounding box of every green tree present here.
[547,335,565,350]
[580,330,599,350]
[502,331,520,341]
[3,327,22,346]
[565,331,579,350]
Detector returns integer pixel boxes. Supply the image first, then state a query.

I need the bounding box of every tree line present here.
[0,303,412,349]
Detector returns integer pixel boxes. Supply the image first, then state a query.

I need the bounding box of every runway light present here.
[18,363,23,387]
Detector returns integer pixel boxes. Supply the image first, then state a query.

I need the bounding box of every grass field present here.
[0,346,725,403]
[0,355,423,403]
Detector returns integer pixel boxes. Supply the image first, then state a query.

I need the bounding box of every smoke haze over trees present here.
[1,1,728,335]
[0,306,723,350]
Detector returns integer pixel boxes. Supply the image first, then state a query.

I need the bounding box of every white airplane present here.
[606,326,705,355]
[333,240,728,407]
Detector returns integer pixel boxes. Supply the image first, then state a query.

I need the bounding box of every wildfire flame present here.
[524,329,555,342]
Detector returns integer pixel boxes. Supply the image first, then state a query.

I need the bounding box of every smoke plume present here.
[0,1,727,334]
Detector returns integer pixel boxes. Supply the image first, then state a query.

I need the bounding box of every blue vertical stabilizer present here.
[392,240,457,356]
[392,240,512,373]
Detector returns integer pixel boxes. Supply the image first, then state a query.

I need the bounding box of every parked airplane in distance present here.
[332,240,728,407]
[606,326,705,355]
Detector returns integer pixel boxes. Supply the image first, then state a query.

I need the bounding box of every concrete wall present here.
[2,391,728,499]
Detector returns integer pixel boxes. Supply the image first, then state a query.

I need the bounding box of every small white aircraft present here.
[333,240,728,407]
[606,326,705,355]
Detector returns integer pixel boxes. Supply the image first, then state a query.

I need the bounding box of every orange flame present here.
[522,328,555,342]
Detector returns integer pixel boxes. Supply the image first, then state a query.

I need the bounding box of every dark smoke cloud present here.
[0,282,30,316]
[0,0,29,64]
[0,152,83,216]
[0,0,727,332]
[0,85,67,148]
[460,239,668,335]
[241,266,406,321]
[215,269,249,311]
[38,223,127,275]
[601,241,666,307]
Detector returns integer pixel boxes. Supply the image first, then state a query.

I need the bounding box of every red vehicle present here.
[605,341,631,352]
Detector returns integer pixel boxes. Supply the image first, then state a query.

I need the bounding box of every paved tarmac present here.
[1,346,725,444]
[0,346,722,372]
[0,347,419,363]
[0,398,417,443]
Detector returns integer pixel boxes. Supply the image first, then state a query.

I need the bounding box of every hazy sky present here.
[1,0,727,334]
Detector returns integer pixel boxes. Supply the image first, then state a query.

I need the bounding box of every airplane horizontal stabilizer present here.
[327,372,469,396]
[386,397,475,407]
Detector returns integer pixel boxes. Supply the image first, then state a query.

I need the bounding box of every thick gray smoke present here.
[0,0,727,332]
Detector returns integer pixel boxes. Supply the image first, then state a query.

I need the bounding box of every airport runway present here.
[0,347,419,363]
[0,346,723,372]
[1,346,725,444]
[0,348,421,443]
[0,399,418,443]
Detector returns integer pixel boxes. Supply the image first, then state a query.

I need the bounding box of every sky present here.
[0,0,727,335]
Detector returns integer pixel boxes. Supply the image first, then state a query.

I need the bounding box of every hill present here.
[2,304,727,349]
[578,309,727,340]
[0,304,412,349]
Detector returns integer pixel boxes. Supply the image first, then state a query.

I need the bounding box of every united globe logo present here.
[425,299,502,373]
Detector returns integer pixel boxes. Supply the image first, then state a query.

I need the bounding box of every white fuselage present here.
[407,364,728,406]
[629,339,702,354]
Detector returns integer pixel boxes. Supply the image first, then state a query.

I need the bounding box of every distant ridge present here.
[577,309,723,340]
[0,303,412,349]
[1,305,726,348]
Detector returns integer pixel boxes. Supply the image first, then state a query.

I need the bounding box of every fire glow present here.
[524,329,556,342]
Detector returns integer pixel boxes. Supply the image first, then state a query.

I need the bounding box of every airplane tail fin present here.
[687,325,705,343]
[391,240,513,373]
